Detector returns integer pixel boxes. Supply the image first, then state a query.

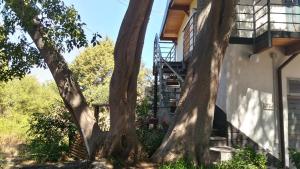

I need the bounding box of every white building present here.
[153,0,300,168]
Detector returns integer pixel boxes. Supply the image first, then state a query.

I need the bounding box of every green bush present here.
[159,159,198,169]
[0,153,5,169]
[136,97,165,156]
[289,148,300,169]
[215,147,267,169]
[137,127,165,157]
[27,102,76,163]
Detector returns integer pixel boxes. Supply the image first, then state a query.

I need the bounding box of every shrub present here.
[159,159,198,169]
[215,147,267,169]
[27,102,76,163]
[0,153,5,169]
[137,127,165,156]
[289,148,300,169]
[136,97,165,156]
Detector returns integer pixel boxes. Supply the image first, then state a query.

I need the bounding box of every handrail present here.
[154,35,184,83]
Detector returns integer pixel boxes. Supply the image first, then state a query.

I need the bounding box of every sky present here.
[31,0,168,83]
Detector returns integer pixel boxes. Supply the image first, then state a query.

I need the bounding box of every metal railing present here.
[153,37,176,63]
[182,1,300,52]
[153,35,184,83]
[233,0,300,40]
[183,12,198,60]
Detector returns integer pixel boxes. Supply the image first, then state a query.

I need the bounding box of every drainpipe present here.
[277,53,298,168]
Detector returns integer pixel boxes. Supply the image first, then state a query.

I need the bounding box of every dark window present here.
[284,0,300,5]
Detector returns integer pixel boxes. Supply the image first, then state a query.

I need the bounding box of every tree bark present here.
[7,0,104,159]
[100,0,154,162]
[152,0,235,165]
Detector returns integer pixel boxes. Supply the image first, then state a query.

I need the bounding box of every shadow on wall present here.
[217,44,281,157]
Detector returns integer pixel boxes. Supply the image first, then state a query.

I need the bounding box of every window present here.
[288,79,300,96]
[284,0,300,5]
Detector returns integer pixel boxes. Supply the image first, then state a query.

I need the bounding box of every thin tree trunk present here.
[152,0,235,165]
[7,0,104,159]
[100,0,154,162]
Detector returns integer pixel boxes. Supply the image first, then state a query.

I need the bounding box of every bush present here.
[137,127,165,156]
[0,152,5,169]
[136,97,165,156]
[27,102,76,163]
[215,147,267,169]
[159,159,197,169]
[289,148,300,169]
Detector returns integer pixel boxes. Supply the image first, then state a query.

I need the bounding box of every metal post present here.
[153,73,158,119]
[253,2,256,49]
[267,0,272,47]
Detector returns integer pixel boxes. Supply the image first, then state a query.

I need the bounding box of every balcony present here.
[182,0,300,58]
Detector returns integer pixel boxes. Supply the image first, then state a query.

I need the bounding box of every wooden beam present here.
[160,36,178,41]
[285,40,300,56]
[170,4,190,15]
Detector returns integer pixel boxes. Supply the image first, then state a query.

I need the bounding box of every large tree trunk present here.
[7,0,104,159]
[100,0,153,162]
[152,0,235,165]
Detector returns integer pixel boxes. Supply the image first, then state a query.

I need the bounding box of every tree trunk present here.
[152,0,235,165]
[100,0,154,162]
[7,1,104,159]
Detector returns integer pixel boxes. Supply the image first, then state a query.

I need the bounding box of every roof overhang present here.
[160,0,193,41]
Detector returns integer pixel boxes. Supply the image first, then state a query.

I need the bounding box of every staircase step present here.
[210,146,235,163]
[210,136,227,147]
[166,84,180,88]
[166,80,180,86]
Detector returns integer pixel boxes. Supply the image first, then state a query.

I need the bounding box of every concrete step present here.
[209,136,227,147]
[210,146,235,163]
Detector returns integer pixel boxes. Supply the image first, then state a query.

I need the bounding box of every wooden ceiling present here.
[160,0,193,41]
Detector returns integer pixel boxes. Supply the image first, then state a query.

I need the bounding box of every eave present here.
[160,0,193,41]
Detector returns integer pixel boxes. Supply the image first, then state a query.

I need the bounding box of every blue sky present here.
[31,0,167,82]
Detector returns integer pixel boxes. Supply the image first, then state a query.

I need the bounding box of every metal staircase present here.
[152,35,235,163]
[153,35,186,123]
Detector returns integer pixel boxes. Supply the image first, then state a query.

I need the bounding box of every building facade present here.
[153,0,300,168]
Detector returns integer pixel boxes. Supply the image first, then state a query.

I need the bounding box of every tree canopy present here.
[0,0,100,81]
[70,38,114,105]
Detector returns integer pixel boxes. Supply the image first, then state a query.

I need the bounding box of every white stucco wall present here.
[216,44,286,158]
[281,55,300,167]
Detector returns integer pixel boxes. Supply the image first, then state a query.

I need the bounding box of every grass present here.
[0,113,29,141]
[0,113,30,166]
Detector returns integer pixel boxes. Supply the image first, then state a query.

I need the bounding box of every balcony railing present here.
[233,0,300,39]
[182,0,300,58]
[153,36,176,64]
[183,12,197,60]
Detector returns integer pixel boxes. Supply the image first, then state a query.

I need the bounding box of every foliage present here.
[159,148,266,169]
[136,97,165,156]
[0,76,58,116]
[214,147,267,169]
[70,39,114,105]
[137,127,165,157]
[0,113,29,140]
[289,148,300,169]
[27,101,76,163]
[0,0,100,81]
[0,76,59,142]
[98,106,110,131]
[159,159,201,169]
[136,97,151,118]
[0,150,5,169]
